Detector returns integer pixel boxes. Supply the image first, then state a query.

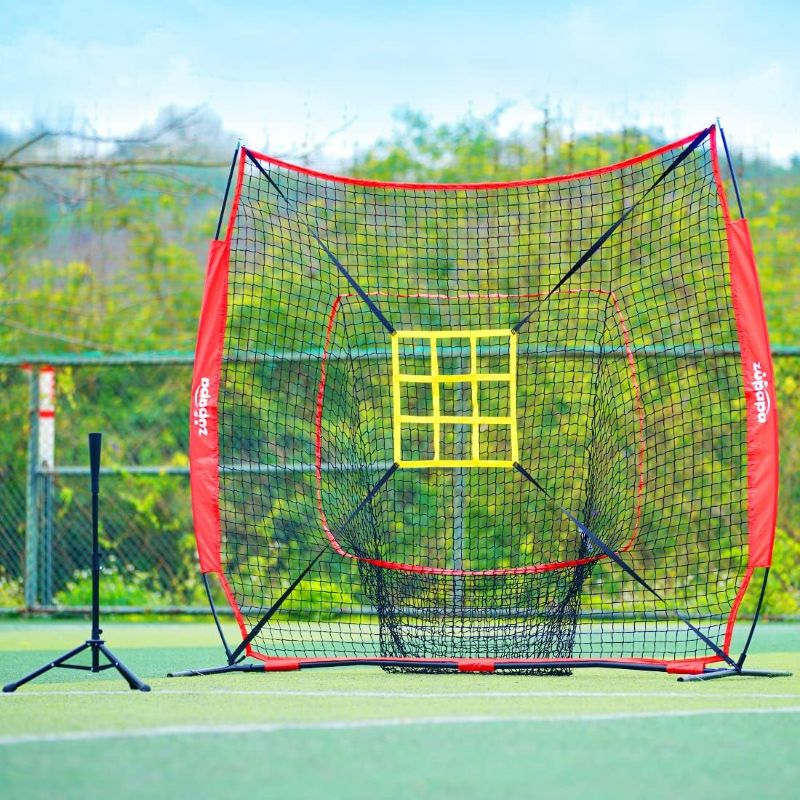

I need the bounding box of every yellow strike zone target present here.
[390,329,519,468]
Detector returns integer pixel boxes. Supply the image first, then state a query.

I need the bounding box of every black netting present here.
[213,132,747,671]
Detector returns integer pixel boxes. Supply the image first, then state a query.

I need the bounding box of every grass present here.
[0,621,798,799]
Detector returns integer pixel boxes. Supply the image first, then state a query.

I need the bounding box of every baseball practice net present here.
[187,125,778,677]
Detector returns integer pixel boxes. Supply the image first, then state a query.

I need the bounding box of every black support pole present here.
[717,118,745,220]
[214,141,241,240]
[203,572,233,662]
[736,567,771,669]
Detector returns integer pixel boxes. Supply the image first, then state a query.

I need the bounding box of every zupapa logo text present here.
[751,361,772,424]
[193,377,211,436]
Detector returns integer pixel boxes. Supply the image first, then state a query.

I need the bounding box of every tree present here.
[0,108,230,356]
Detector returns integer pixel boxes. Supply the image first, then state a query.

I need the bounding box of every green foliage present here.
[0,181,207,355]
[0,116,223,358]
[54,556,167,607]
[0,568,23,606]
[746,529,800,616]
[0,107,798,619]
[351,108,661,184]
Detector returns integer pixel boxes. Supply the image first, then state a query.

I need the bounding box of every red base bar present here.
[666,660,706,676]
[261,658,302,672]
[250,654,720,673]
[458,659,496,674]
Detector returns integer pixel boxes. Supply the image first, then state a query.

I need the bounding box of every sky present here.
[1,0,798,163]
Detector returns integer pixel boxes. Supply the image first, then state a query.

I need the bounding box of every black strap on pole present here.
[717,119,746,220]
[244,150,396,335]
[229,463,399,662]
[513,461,738,669]
[214,141,241,240]
[512,127,713,334]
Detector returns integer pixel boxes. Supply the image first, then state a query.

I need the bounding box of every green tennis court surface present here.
[1,621,798,799]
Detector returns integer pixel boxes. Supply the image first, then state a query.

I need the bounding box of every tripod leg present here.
[97,643,151,692]
[3,641,92,693]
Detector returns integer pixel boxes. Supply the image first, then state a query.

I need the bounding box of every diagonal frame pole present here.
[173,462,401,675]
[512,127,712,334]
[245,150,396,334]
[512,461,739,669]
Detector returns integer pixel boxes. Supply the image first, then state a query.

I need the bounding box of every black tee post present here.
[3,433,150,693]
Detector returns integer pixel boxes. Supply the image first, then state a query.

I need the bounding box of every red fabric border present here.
[665,660,706,675]
[458,659,496,673]
[315,289,645,576]
[244,130,706,191]
[189,239,229,572]
[189,149,245,575]
[710,127,778,570]
[727,218,779,567]
[709,125,778,659]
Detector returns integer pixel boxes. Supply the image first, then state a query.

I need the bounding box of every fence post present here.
[24,366,40,609]
[38,366,56,606]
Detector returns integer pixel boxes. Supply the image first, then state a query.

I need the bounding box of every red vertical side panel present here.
[189,239,230,573]
[728,218,779,567]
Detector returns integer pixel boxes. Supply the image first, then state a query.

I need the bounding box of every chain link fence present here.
[0,349,798,613]
[0,363,29,608]
[0,354,198,611]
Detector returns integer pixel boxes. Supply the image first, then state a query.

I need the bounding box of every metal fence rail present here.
[0,347,798,612]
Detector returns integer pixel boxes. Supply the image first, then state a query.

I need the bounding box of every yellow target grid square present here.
[391,329,519,468]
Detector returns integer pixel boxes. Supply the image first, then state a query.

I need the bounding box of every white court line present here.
[3,689,799,699]
[2,708,799,746]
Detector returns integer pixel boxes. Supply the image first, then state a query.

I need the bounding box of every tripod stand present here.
[4,433,150,693]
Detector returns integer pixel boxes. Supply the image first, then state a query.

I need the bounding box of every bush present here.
[54,555,168,607]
